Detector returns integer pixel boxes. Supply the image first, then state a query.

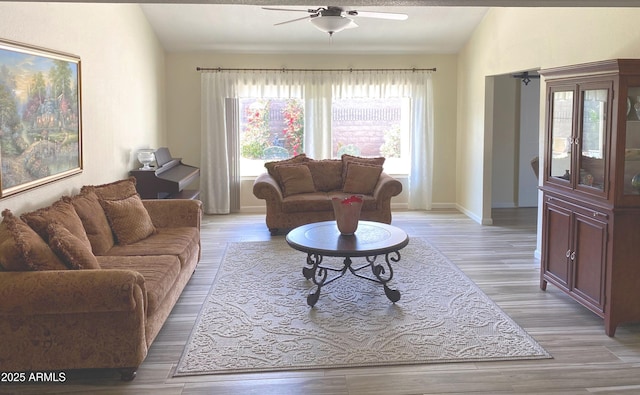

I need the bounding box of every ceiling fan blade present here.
[348,10,408,20]
[262,7,310,13]
[344,20,359,29]
[274,16,311,26]
[263,7,326,14]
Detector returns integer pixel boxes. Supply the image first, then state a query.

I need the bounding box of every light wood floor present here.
[5,209,640,394]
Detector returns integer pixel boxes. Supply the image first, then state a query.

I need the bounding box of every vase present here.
[137,149,156,170]
[632,173,640,192]
[331,195,364,235]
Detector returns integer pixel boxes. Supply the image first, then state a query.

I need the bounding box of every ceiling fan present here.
[262,6,409,37]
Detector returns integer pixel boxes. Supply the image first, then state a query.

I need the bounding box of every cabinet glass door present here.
[578,89,608,191]
[625,87,640,195]
[549,90,574,182]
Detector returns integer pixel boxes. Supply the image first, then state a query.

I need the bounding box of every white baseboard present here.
[431,202,457,209]
[455,203,492,225]
[391,202,458,211]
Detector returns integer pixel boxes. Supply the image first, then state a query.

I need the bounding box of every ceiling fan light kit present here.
[310,15,356,35]
[264,6,408,37]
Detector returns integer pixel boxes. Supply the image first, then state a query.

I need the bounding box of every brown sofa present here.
[253,154,402,234]
[0,177,201,380]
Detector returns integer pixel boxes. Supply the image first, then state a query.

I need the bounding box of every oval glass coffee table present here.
[286,220,409,307]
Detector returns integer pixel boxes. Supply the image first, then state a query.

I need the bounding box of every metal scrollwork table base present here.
[286,221,409,307]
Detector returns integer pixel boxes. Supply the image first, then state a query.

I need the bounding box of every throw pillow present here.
[21,199,92,250]
[81,176,138,201]
[342,162,383,195]
[341,154,386,181]
[47,223,100,270]
[306,159,344,192]
[0,214,28,271]
[0,209,67,271]
[100,194,156,245]
[274,164,316,197]
[63,190,115,255]
[264,154,308,184]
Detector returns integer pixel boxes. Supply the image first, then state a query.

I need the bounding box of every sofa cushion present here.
[21,200,91,250]
[100,194,156,245]
[341,154,385,181]
[64,190,115,255]
[0,209,67,271]
[47,223,101,270]
[281,192,333,213]
[264,153,308,184]
[328,192,378,211]
[82,176,138,201]
[306,159,344,192]
[342,162,383,195]
[98,255,180,316]
[104,227,199,269]
[275,164,316,197]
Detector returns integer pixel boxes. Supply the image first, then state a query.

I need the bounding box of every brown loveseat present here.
[253,154,402,234]
[0,177,201,380]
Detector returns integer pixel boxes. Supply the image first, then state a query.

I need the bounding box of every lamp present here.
[310,16,356,36]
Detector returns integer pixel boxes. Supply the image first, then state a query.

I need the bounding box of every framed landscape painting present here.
[0,39,82,198]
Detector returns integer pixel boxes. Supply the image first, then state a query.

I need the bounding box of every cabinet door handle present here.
[566,249,571,258]
[574,138,580,145]
[570,251,576,261]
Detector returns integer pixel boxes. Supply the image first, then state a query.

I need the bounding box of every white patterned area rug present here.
[174,238,551,376]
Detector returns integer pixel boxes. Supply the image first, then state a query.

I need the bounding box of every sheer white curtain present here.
[408,73,434,210]
[200,71,305,214]
[331,70,434,210]
[201,72,236,214]
[303,72,333,159]
[201,69,433,214]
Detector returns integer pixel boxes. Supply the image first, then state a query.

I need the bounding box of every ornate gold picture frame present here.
[0,39,82,198]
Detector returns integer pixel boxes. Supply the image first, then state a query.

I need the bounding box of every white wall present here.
[491,75,519,209]
[165,52,459,211]
[0,3,166,214]
[458,7,640,225]
[490,74,539,209]
[518,77,540,208]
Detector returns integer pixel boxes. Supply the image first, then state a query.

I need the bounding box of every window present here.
[202,69,433,212]
[239,97,411,176]
[332,98,410,175]
[239,98,304,176]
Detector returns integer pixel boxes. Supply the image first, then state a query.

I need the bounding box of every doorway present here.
[490,71,540,211]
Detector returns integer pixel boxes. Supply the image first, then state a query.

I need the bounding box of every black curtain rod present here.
[196,67,436,72]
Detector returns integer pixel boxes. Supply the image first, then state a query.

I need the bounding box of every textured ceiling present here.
[47,0,640,4]
[131,1,640,54]
[140,4,489,53]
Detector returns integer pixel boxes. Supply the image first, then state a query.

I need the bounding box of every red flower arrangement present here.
[282,99,304,156]
[341,195,363,205]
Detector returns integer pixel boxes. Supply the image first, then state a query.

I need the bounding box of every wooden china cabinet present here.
[539,59,640,336]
